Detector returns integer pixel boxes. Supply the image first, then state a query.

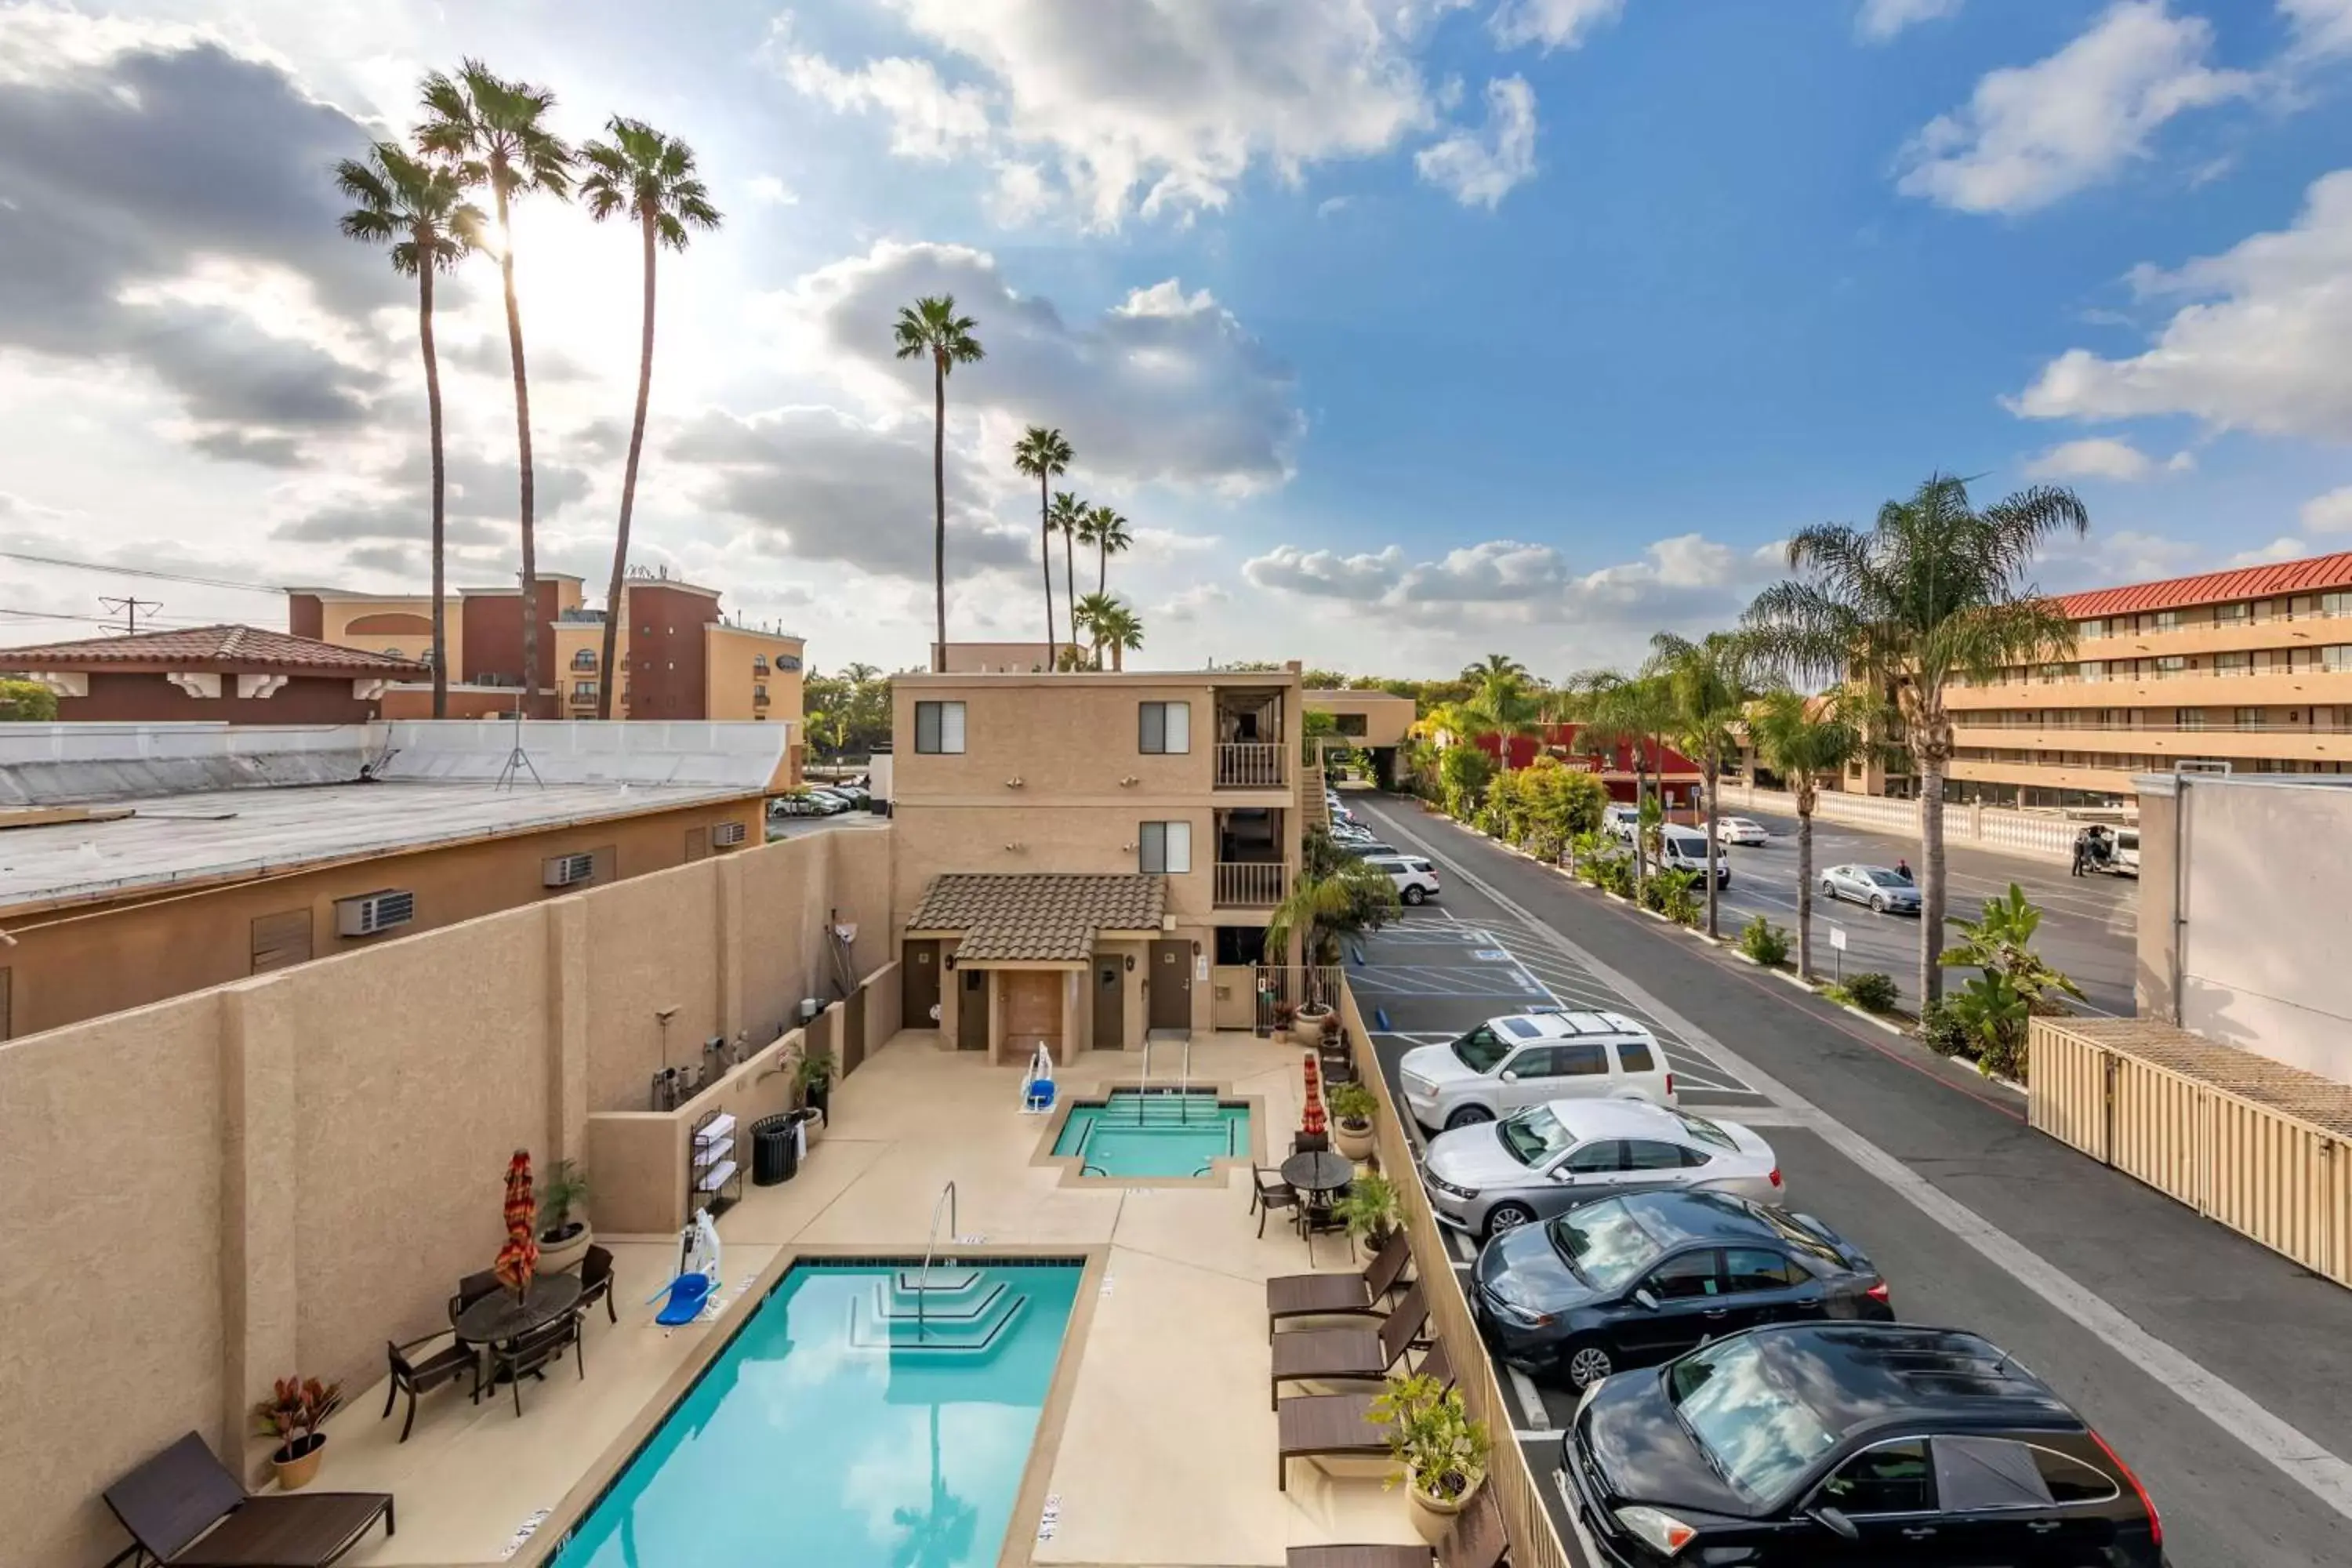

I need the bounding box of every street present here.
[1344,790,2352,1568]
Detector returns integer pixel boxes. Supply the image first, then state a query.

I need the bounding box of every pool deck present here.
[325,1030,1425,1567]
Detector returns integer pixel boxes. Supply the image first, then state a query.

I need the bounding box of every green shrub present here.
[1736,915,1789,967]
[1843,971,1899,1014]
[1976,1028,2029,1083]
[1918,1002,1973,1059]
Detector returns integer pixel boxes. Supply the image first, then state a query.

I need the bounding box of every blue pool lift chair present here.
[648,1271,713,1327]
[1020,1043,1056,1114]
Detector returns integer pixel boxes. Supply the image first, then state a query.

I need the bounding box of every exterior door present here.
[957,970,989,1051]
[1094,960,1126,1049]
[902,941,942,1027]
[1618,1248,1726,1363]
[1499,1040,1610,1115]
[1148,940,1192,1031]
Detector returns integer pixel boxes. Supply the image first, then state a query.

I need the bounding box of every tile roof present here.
[0,624,428,675]
[2057,551,2352,619]
[908,873,1167,964]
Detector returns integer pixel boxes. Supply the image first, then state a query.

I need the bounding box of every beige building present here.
[547,577,804,731]
[1303,688,1416,748]
[932,640,1056,673]
[889,666,1308,1059]
[1946,550,2352,811]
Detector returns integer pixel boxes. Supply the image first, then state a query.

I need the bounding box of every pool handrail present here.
[916,1181,956,1341]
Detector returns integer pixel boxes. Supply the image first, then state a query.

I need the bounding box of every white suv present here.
[1400,1010,1674,1131]
[1361,852,1440,906]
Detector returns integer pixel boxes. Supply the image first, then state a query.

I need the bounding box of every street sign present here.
[1828,925,1848,952]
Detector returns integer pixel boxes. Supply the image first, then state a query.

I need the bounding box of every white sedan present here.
[1715,816,1769,847]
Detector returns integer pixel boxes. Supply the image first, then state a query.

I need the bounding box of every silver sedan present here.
[1819,863,1920,915]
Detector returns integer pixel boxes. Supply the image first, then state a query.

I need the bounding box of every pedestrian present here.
[2071,829,2089,877]
[1895,857,1911,882]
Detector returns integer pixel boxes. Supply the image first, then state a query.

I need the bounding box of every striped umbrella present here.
[1300,1053,1327,1139]
[494,1149,539,1301]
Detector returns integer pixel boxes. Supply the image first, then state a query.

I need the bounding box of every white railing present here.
[1731,782,2085,863]
[1214,861,1289,907]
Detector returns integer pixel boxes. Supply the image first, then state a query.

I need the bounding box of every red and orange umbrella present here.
[1300,1053,1327,1140]
[494,1149,539,1300]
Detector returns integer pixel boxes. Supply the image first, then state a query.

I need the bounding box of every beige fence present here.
[1731,781,2082,863]
[1216,740,1287,788]
[2030,1018,2352,1287]
[1341,983,1574,1568]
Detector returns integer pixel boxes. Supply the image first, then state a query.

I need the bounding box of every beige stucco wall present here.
[583,858,725,1114]
[1305,689,1416,748]
[702,624,804,724]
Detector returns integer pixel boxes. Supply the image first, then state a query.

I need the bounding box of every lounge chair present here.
[1285,1487,1508,1568]
[1269,1282,1427,1410]
[1276,1338,1453,1490]
[381,1329,477,1443]
[491,1312,583,1417]
[650,1271,713,1327]
[1267,1230,1411,1338]
[103,1431,393,1568]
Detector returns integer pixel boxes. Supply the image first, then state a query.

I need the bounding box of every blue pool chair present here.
[649,1272,713,1327]
[1019,1044,1056,1113]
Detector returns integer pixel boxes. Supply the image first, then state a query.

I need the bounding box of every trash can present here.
[751,1114,797,1185]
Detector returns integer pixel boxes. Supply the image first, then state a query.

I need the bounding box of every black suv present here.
[1566,1323,2164,1566]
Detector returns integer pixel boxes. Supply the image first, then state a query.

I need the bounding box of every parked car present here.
[1565,1323,2165,1567]
[1336,838,1399,859]
[1330,802,1357,826]
[1402,1011,1675,1132]
[1421,1100,1779,1240]
[1360,852,1441,906]
[1649,825,1730,887]
[1472,1189,1885,1384]
[1604,804,1640,842]
[2102,826,2141,877]
[771,791,837,818]
[1714,817,1769,847]
[824,783,871,807]
[800,788,855,815]
[1819,864,1920,915]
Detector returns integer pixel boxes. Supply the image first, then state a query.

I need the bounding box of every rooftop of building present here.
[2059,549,2352,619]
[900,664,1302,688]
[0,624,426,676]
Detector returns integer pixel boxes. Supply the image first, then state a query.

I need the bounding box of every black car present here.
[1566,1323,2165,1566]
[1472,1189,1889,1389]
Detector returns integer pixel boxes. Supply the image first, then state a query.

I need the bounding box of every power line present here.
[0,547,287,595]
[98,594,163,633]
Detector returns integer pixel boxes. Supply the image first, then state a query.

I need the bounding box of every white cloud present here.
[1242,543,1404,600]
[2021,436,2194,481]
[746,175,800,206]
[1490,0,1626,52]
[1896,2,2253,216]
[2301,486,2352,532]
[2228,535,2307,566]
[2012,170,2352,439]
[1157,582,1231,621]
[1414,76,1539,209]
[772,41,994,161]
[2282,0,2352,56]
[1857,0,1962,43]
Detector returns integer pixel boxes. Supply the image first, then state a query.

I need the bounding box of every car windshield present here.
[1547,1199,1661,1291]
[1497,1106,1577,1166]
[1866,869,1909,887]
[1453,1028,1512,1073]
[1671,1109,1737,1152]
[1667,1338,1839,1504]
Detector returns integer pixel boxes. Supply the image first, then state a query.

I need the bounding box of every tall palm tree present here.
[1646,631,1758,939]
[335,142,484,720]
[416,60,574,713]
[892,296,984,669]
[1047,490,1087,666]
[1748,690,1865,982]
[1073,590,1118,667]
[1460,654,1543,769]
[1011,427,1072,668]
[577,117,720,720]
[1745,473,2088,1005]
[1092,601,1144,670]
[1087,504,1131,597]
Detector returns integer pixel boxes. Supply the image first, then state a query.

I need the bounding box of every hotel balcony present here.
[1214,861,1289,908]
[1213,687,1289,789]
[1214,742,1287,789]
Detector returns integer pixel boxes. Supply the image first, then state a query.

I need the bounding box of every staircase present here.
[848,1268,1028,1356]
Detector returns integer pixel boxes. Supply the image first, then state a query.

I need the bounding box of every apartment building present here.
[289,575,587,717]
[888,666,1306,1060]
[548,573,804,735]
[1944,550,2352,811]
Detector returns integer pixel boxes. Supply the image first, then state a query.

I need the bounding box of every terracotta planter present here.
[1407,1473,1484,1544]
[1334,1119,1376,1162]
[538,1221,592,1276]
[1292,1005,1334,1047]
[271,1434,326,1493]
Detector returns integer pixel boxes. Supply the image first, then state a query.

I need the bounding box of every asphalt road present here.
[1345,789,2352,1568]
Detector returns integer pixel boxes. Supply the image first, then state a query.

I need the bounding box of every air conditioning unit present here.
[711,820,748,848]
[336,889,415,937]
[543,852,596,888]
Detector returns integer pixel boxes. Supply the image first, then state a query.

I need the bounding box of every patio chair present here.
[490,1312,583,1418]
[1267,1230,1410,1338]
[577,1244,617,1327]
[1276,1338,1453,1490]
[448,1269,501,1325]
[1293,1131,1330,1156]
[1285,1486,1507,1568]
[102,1431,394,1568]
[380,1329,477,1443]
[1269,1282,1428,1410]
[1250,1167,1299,1239]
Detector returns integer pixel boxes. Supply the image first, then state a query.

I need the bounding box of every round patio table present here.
[455,1274,583,1347]
[1280,1151,1357,1264]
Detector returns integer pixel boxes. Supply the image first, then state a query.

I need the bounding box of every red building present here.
[0,625,426,724]
[1474,724,1705,809]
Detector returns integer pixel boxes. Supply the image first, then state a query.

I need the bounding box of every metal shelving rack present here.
[688,1108,741,1221]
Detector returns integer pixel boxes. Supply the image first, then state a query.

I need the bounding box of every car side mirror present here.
[1632,1287,1660,1312]
[1810,1507,1859,1541]
[1499,1070,1518,1083]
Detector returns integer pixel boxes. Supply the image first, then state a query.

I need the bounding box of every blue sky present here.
[6,1,2352,677]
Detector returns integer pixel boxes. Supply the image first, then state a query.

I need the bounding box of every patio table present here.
[1280,1151,1356,1264]
[455,1275,583,1390]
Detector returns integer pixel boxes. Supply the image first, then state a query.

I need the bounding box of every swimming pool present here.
[1051,1089,1250,1178]
[549,1259,1082,1568]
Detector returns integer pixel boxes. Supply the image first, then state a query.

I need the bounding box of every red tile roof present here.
[2058,551,2352,619]
[0,624,426,675]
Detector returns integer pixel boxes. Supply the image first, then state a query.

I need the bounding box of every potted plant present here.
[794,1045,837,1124]
[252,1376,343,1492]
[1331,1168,1399,1243]
[1371,1370,1491,1543]
[1292,997,1335,1046]
[535,1158,593,1274]
[1328,1080,1379,1162]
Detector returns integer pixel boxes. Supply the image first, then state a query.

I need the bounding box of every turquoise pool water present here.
[1051,1090,1250,1178]
[549,1260,1082,1568]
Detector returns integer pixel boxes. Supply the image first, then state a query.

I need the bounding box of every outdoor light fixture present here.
[1125,955,1135,973]
[1120,775,1139,786]
[1006,776,1025,788]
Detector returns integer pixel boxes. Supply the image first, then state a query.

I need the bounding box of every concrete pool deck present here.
[324,1030,1424,1567]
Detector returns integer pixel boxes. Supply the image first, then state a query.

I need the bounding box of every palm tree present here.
[1748,690,1865,981]
[892,296,984,669]
[1011,428,1073,668]
[1646,631,1757,939]
[577,118,720,720]
[1460,654,1543,769]
[1047,490,1087,666]
[1745,473,2088,1005]
[1267,830,1402,983]
[1087,504,1131,597]
[1570,670,1673,908]
[1092,600,1144,670]
[416,60,575,713]
[1073,590,1118,666]
[335,142,484,720]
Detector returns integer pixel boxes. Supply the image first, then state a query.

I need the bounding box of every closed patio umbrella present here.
[494,1149,539,1301]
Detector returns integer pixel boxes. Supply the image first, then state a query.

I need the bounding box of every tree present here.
[1011,427,1072,666]
[0,678,60,721]
[335,141,483,720]
[1570,670,1675,908]
[1436,743,1494,819]
[1049,489,1087,662]
[578,118,720,720]
[801,663,892,760]
[1745,473,2088,1005]
[1086,504,1131,597]
[1746,689,1864,981]
[1514,757,1608,862]
[1073,590,1116,666]
[1646,631,1756,939]
[1939,884,2085,1080]
[892,296,984,669]
[1459,654,1543,768]
[1267,829,1403,986]
[1090,599,1144,670]
[417,60,575,714]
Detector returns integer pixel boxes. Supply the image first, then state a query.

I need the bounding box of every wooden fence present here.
[2030,1017,2352,1288]
[1341,982,1575,1568]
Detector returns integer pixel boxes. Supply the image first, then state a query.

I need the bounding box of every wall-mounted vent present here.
[711,820,748,848]
[336,889,416,937]
[543,852,597,888]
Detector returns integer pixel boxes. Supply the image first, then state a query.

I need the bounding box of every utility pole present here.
[98,595,162,634]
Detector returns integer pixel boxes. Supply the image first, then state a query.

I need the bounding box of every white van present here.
[1649,824,1730,887]
[1603,804,1640,842]
[2107,826,2140,877]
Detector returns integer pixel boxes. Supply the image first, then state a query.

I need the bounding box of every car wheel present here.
[1820,880,1837,900]
[1869,895,1886,913]
[1403,885,1427,906]
[1564,1343,1614,1390]
[1444,1104,1494,1131]
[1485,1202,1535,1239]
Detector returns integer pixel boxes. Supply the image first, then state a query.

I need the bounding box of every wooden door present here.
[1149,940,1192,1031]
[1092,960,1125,1049]
[957,970,990,1051]
[1002,971,1061,1054]
[902,941,942,1025]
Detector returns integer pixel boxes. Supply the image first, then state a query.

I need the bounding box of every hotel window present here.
[2216,601,2252,624]
[913,699,966,753]
[2155,655,2187,674]
[1138,700,1192,754]
[2325,646,2352,673]
[2215,651,2252,677]
[2079,660,2106,682]
[2078,618,2108,640]
[1138,820,1192,874]
[2176,708,2208,731]
[2235,708,2265,728]
[2151,610,2182,632]
[572,681,595,700]
[2325,593,2352,618]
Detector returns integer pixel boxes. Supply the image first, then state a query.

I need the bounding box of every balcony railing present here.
[1215,861,1289,908]
[1215,742,1287,788]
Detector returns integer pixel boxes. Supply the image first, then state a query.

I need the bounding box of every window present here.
[2236,708,2265,728]
[2176,708,2207,731]
[2151,610,2181,632]
[1723,1248,1802,1291]
[1622,1139,1689,1171]
[2325,646,2352,673]
[914,699,965,753]
[570,651,597,670]
[2155,655,2187,674]
[2078,617,2107,639]
[1138,700,1192,753]
[1138,820,1192,873]
[753,684,768,700]
[1614,1039,1657,1075]
[753,655,768,672]
[1561,1140,1626,1174]
[2325,592,2352,618]
[1452,1025,1510,1073]
[1817,1440,1935,1515]
[2217,601,2252,624]
[1642,1250,1721,1301]
[2027,1446,2122,1504]
[2216,651,2251,676]
[571,681,595,700]
[1334,713,1368,736]
[1519,1041,1607,1078]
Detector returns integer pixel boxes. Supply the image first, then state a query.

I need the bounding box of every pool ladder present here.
[915,1181,956,1342]
[1134,1035,1197,1123]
